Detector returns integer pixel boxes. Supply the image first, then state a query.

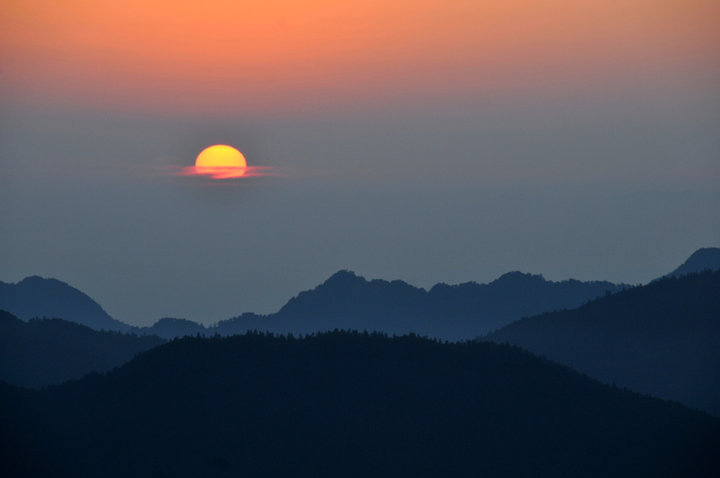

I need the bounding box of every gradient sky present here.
[1,0,719,326]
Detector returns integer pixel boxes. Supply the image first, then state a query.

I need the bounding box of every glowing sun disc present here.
[195,144,247,178]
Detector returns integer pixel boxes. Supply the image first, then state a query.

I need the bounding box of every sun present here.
[194,144,247,178]
[178,143,273,180]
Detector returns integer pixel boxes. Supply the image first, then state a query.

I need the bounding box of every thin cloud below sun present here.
[178,144,275,180]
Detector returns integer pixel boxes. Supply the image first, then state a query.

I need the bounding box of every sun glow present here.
[193,145,247,179]
[4,1,717,113]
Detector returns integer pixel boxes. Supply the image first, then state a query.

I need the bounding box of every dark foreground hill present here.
[2,332,718,477]
[486,270,720,416]
[0,310,164,388]
[0,276,130,332]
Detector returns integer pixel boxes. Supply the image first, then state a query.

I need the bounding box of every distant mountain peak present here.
[492,271,545,284]
[0,275,132,332]
[18,275,49,284]
[154,317,198,326]
[668,247,720,278]
[323,269,365,285]
[17,275,73,290]
[145,317,206,339]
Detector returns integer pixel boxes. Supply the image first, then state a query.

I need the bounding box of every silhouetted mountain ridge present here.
[122,269,624,340]
[0,276,130,332]
[667,247,720,277]
[245,269,624,339]
[4,247,715,340]
[0,269,624,340]
[486,270,720,416]
[0,310,164,388]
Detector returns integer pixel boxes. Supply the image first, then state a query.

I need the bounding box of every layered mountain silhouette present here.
[0,276,130,332]
[2,248,717,403]
[485,270,720,416]
[134,248,719,339]
[213,270,624,340]
[0,310,164,388]
[666,247,720,277]
[2,332,718,477]
[0,270,625,340]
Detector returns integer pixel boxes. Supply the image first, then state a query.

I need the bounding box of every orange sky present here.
[2,0,718,112]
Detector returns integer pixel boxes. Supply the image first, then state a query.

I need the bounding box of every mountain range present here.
[1,247,718,410]
[224,270,623,339]
[138,269,625,340]
[4,248,718,341]
[2,248,720,476]
[486,270,720,416]
[1,269,630,340]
